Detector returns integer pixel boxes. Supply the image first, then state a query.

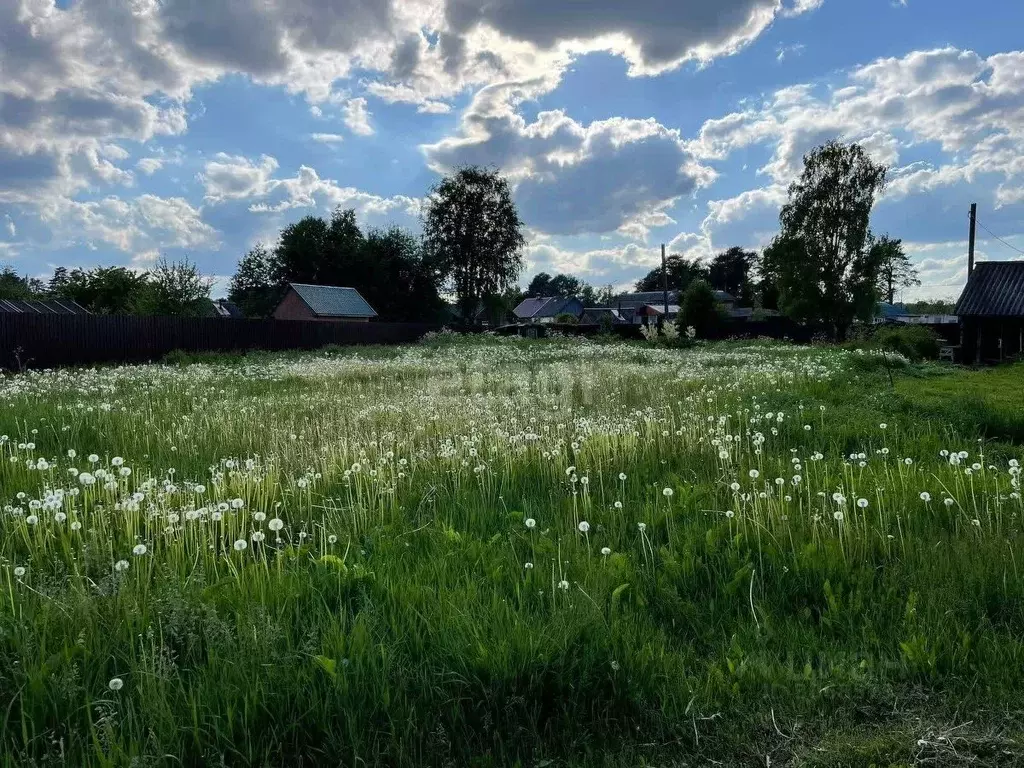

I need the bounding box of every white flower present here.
[132,544,147,556]
[637,522,647,532]
[803,424,812,432]
[601,547,611,556]
[111,457,124,467]
[525,518,536,530]
[944,498,955,508]
[194,484,207,494]
[108,678,124,691]
[857,498,869,509]
[253,511,266,522]
[662,487,674,497]
[725,510,735,518]
[114,560,129,572]
[919,492,931,503]
[557,580,569,590]
[879,423,887,430]
[524,562,534,569]
[230,498,244,509]
[904,458,913,466]
[730,482,741,492]
[251,532,266,543]
[233,539,247,551]
[327,534,338,545]
[88,454,99,464]
[833,510,844,522]
[70,521,82,531]
[13,566,26,578]
[748,469,759,480]
[25,515,38,525]
[78,472,95,486]
[618,473,627,481]
[971,519,981,527]
[578,521,590,533]
[268,518,284,532]
[613,501,623,509]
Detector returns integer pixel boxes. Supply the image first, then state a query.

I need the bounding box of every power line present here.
[973,216,1024,257]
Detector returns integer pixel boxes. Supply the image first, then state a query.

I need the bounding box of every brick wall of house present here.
[272,288,371,322]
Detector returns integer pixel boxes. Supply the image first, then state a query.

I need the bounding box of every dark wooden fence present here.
[0,314,439,370]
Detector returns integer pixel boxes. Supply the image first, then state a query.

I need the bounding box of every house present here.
[580,307,626,326]
[873,302,957,326]
[0,298,90,315]
[612,289,743,325]
[955,261,1024,363]
[273,283,377,322]
[211,299,244,318]
[513,296,585,324]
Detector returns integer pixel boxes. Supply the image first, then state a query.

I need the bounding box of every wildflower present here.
[662,487,674,497]
[834,510,844,522]
[78,472,96,486]
[613,501,623,509]
[108,678,124,691]
[601,547,611,556]
[251,532,266,543]
[88,454,99,464]
[230,498,244,509]
[114,560,129,572]
[904,458,913,466]
[254,511,266,522]
[971,519,981,527]
[611,660,620,671]
[804,425,812,431]
[233,539,247,551]
[725,510,735,519]
[269,518,284,532]
[132,544,147,556]
[748,469,759,480]
[618,473,627,481]
[70,521,82,531]
[578,521,590,533]
[524,562,534,569]
[327,534,338,545]
[525,518,537,529]
[558,580,569,590]
[730,482,741,491]
[944,498,955,508]
[194,484,207,494]
[25,515,38,525]
[54,512,66,523]
[879,423,887,430]
[13,566,26,578]
[857,498,869,509]
[919,492,931,503]
[111,457,124,467]
[637,522,647,532]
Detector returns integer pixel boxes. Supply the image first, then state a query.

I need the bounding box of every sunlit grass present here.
[1,338,1022,765]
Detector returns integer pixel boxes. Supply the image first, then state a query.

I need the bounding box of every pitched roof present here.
[513,296,581,319]
[955,262,1024,317]
[0,298,90,315]
[288,284,377,318]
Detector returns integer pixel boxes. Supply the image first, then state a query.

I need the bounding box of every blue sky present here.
[2,0,1023,301]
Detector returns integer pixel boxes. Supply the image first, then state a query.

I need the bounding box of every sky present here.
[2,0,1024,302]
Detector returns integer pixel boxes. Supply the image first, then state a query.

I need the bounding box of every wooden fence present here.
[0,314,439,370]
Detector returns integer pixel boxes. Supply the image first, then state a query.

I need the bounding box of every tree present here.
[147,258,213,316]
[229,244,281,318]
[905,298,955,315]
[360,226,444,322]
[708,247,758,304]
[770,140,888,339]
[870,235,918,305]
[677,279,723,339]
[0,267,43,300]
[55,266,152,315]
[423,166,525,324]
[272,215,335,287]
[525,272,554,296]
[635,255,708,293]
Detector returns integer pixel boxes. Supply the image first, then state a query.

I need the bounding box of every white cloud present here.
[136,157,165,175]
[4,216,15,238]
[201,154,280,202]
[343,97,374,136]
[310,133,346,144]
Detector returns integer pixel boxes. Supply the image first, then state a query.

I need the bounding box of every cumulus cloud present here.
[424,85,715,238]
[136,157,164,175]
[201,154,280,202]
[310,133,346,144]
[343,97,375,136]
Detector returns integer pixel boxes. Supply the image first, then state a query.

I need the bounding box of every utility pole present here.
[661,244,669,323]
[968,202,977,278]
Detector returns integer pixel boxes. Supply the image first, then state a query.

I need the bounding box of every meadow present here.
[0,336,1022,766]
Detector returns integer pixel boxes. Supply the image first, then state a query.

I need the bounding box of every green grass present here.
[0,338,1022,766]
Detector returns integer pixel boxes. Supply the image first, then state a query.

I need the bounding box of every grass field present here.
[1,337,1022,766]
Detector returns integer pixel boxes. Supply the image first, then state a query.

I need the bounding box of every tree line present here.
[0,259,215,316]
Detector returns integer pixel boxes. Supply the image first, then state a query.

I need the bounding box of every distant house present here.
[0,298,90,315]
[513,296,585,324]
[580,307,626,326]
[211,299,244,318]
[956,261,1024,363]
[873,302,957,326]
[273,283,377,322]
[612,289,743,325]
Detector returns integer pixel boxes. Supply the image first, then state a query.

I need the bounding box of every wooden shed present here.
[956,261,1024,363]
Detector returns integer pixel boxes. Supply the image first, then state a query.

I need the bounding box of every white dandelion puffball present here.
[231,498,244,509]
[88,454,99,464]
[251,532,265,543]
[524,562,534,569]
[637,522,647,532]
[233,539,247,551]
[13,566,26,578]
[114,560,129,572]
[730,482,741,492]
[618,473,627,481]
[253,511,266,522]
[54,512,66,523]
[194,484,206,494]
[944,498,955,507]
[601,547,612,556]
[327,534,338,545]
[920,492,931,502]
[578,521,590,533]
[25,515,38,526]
[525,518,536,530]
[108,678,124,691]
[132,544,147,556]
[857,498,869,509]
[833,511,844,522]
[70,521,82,531]
[613,501,623,509]
[662,487,674,497]
[748,469,759,480]
[111,457,124,467]
[268,518,284,532]
[558,580,569,590]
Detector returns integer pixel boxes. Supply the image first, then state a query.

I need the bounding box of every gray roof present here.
[0,298,90,314]
[955,262,1024,317]
[513,296,582,319]
[289,284,377,318]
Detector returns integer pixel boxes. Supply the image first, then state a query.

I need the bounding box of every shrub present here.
[554,313,579,325]
[873,325,943,361]
[677,280,724,339]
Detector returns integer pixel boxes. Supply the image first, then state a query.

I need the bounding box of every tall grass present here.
[0,339,1021,765]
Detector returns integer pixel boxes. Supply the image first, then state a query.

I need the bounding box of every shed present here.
[955,261,1024,363]
[273,283,377,322]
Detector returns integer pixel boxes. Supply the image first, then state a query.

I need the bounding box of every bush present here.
[677,280,725,339]
[873,325,943,361]
[554,313,579,325]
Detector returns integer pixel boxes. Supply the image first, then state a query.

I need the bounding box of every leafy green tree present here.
[525,272,554,296]
[228,244,281,318]
[708,247,758,304]
[904,298,956,315]
[676,279,723,339]
[423,166,525,325]
[56,267,152,315]
[870,235,918,305]
[0,267,43,300]
[770,140,888,339]
[635,255,709,293]
[147,258,213,316]
[272,215,337,286]
[360,226,444,322]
